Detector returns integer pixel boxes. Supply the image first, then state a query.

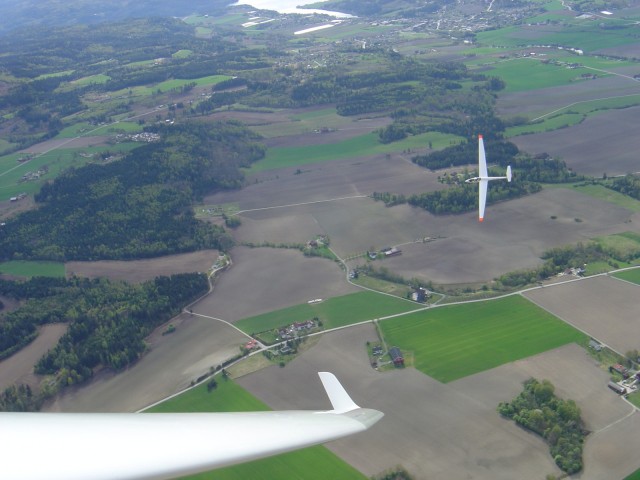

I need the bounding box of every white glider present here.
[464,134,512,222]
[0,372,383,480]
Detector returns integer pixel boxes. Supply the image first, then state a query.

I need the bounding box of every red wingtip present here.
[478,134,483,140]
[479,217,484,222]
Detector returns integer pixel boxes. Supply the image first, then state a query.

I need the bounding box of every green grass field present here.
[0,260,65,278]
[235,290,419,335]
[380,295,587,383]
[613,267,640,285]
[505,113,584,136]
[478,58,596,93]
[624,467,640,480]
[56,121,143,138]
[249,132,463,172]
[147,378,367,480]
[0,142,140,200]
[594,232,640,261]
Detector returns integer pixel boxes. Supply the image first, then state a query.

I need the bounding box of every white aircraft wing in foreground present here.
[0,372,383,480]
[465,134,512,222]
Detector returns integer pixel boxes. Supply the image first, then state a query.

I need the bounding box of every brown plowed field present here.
[66,250,220,283]
[233,187,634,284]
[45,313,247,413]
[0,324,67,391]
[192,246,358,322]
[496,70,640,119]
[511,105,640,176]
[524,275,640,355]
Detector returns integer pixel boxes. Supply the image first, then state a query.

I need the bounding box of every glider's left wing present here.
[479,179,488,222]
[0,373,382,480]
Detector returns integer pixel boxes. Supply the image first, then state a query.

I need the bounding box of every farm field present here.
[146,379,367,480]
[511,105,640,176]
[191,246,360,322]
[237,324,567,479]
[557,184,640,213]
[524,275,640,355]
[613,267,640,285]
[235,290,419,335]
[46,312,248,413]
[0,142,140,200]
[223,183,635,286]
[379,295,587,382]
[249,131,463,172]
[0,324,67,391]
[495,70,640,120]
[0,260,65,278]
[66,250,220,283]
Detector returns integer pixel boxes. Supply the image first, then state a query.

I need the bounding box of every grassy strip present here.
[0,261,66,278]
[380,295,587,383]
[250,132,462,172]
[613,268,640,285]
[235,290,418,336]
[147,379,367,480]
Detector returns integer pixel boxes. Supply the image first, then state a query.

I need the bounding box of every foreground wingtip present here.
[479,217,484,222]
[318,372,360,413]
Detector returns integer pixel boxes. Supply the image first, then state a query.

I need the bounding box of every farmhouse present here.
[389,347,404,367]
[411,287,430,303]
[610,363,630,379]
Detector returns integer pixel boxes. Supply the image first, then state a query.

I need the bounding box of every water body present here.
[231,0,353,18]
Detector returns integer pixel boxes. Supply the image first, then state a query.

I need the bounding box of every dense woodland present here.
[0,273,208,410]
[0,122,264,261]
[498,378,586,474]
[609,174,640,200]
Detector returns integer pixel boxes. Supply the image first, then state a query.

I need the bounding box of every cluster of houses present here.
[277,319,317,341]
[19,166,48,183]
[115,132,160,143]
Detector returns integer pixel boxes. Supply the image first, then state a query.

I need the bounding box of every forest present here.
[0,272,209,411]
[0,122,264,261]
[498,378,586,474]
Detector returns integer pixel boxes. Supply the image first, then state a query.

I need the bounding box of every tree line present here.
[498,378,586,474]
[0,121,264,261]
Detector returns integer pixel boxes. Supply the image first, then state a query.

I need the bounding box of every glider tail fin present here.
[318,372,360,414]
[507,165,512,182]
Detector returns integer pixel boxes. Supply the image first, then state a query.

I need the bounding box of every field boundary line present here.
[530,92,640,123]
[234,195,368,215]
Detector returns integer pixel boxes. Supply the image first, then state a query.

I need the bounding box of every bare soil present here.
[233,187,634,285]
[193,246,359,322]
[45,313,247,412]
[20,136,110,154]
[524,275,640,355]
[66,250,219,283]
[206,152,444,210]
[511,105,640,176]
[0,323,67,391]
[496,70,640,119]
[236,325,559,479]
[238,328,639,480]
[0,196,35,221]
